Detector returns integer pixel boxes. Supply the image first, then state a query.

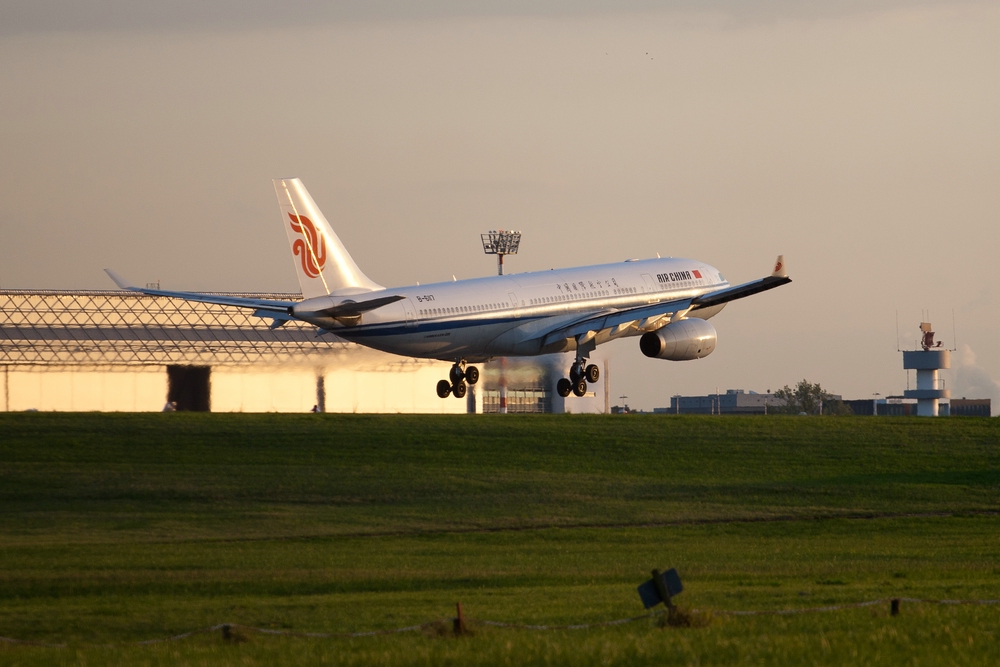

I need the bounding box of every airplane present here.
[106,178,791,399]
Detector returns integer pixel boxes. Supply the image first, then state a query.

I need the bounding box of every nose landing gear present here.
[437,360,479,399]
[557,360,600,398]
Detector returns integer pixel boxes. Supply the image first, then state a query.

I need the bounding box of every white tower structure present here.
[902,322,950,417]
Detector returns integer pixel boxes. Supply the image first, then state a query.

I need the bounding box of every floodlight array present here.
[481,230,521,256]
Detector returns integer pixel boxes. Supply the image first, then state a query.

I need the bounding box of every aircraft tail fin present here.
[273,178,383,299]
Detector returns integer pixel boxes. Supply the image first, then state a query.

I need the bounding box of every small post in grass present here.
[637,567,684,620]
[891,599,900,616]
[652,569,676,614]
[454,602,467,635]
[221,624,232,641]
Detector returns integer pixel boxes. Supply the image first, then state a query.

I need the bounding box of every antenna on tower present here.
[896,308,901,352]
[951,309,958,352]
[481,230,521,276]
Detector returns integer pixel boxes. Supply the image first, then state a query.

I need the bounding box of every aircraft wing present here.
[540,297,693,346]
[539,257,791,345]
[104,269,295,316]
[690,274,791,310]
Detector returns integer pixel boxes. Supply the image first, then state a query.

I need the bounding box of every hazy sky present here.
[1,1,997,409]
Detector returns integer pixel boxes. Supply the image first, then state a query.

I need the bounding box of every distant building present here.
[660,389,808,415]
[950,398,991,417]
[476,353,609,414]
[843,399,875,416]
[481,389,550,413]
[844,397,917,416]
[844,397,990,417]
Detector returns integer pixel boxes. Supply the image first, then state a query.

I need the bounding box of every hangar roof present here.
[0,290,350,366]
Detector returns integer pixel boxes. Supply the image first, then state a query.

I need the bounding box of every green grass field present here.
[0,413,998,665]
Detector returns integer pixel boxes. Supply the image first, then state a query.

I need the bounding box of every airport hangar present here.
[0,290,610,414]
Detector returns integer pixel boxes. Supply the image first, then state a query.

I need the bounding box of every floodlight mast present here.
[481,230,521,275]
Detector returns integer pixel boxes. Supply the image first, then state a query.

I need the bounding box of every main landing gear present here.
[437,361,479,399]
[556,360,600,398]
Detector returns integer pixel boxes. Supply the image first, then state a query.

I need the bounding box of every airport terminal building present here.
[0,290,608,414]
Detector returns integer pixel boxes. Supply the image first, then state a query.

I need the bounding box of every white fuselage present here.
[292,258,729,362]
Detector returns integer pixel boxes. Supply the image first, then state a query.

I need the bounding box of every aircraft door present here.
[641,273,657,293]
[508,292,520,318]
[402,298,417,327]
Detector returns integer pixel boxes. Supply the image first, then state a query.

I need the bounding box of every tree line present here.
[772,380,852,415]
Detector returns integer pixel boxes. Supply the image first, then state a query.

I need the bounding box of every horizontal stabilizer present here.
[103,269,295,314]
[317,295,406,317]
[252,308,293,319]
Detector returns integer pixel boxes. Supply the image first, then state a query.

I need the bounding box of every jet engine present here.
[639,318,717,361]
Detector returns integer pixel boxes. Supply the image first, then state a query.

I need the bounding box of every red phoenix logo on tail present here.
[288,213,327,278]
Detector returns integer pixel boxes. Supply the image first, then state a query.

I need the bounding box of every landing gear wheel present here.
[436,380,452,399]
[449,365,466,385]
[452,381,468,399]
[569,364,583,383]
[465,366,480,385]
[557,378,573,398]
[572,379,588,397]
[585,364,600,384]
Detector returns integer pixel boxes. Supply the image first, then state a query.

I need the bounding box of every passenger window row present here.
[419,302,508,317]
[529,287,643,306]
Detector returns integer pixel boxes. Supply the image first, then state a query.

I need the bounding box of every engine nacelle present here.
[639,318,717,361]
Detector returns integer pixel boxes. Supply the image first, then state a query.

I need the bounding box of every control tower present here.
[902,322,950,417]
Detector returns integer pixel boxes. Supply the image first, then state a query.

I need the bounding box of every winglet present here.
[771,255,787,278]
[104,269,134,290]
